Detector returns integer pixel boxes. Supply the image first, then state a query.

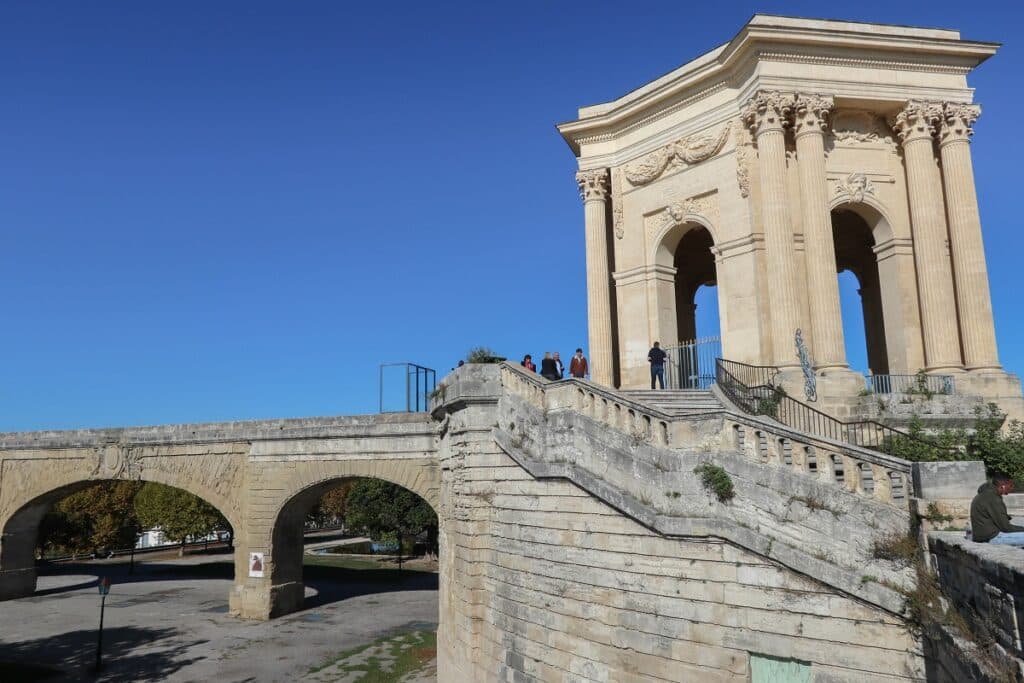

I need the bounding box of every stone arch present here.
[243,457,440,618]
[830,200,899,375]
[0,457,243,601]
[651,214,719,268]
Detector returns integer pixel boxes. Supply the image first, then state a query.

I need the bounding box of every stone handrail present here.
[499,362,913,507]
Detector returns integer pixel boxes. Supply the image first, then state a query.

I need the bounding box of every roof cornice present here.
[557,15,1000,156]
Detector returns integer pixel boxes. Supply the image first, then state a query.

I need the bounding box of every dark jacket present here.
[648,347,667,365]
[540,358,559,381]
[970,482,1024,542]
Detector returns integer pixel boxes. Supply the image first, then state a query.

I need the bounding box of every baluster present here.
[842,456,862,493]
[871,465,893,503]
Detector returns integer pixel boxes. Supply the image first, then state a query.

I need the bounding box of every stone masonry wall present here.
[436,365,926,682]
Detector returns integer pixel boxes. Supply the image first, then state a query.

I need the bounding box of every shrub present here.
[694,462,735,502]
[465,346,506,364]
[871,532,919,569]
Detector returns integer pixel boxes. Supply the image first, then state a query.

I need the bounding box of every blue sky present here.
[2,1,1022,430]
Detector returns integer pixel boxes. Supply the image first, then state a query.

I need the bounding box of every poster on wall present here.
[249,552,265,578]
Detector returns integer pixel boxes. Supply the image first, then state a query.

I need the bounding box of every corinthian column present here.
[939,103,1000,371]
[793,94,847,369]
[743,91,801,368]
[576,168,614,385]
[891,101,963,372]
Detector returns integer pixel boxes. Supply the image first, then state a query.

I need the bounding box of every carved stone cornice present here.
[621,123,731,186]
[792,94,834,138]
[742,90,796,137]
[939,102,981,146]
[576,168,610,202]
[889,100,943,145]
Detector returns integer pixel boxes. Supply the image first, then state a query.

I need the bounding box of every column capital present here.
[576,168,610,202]
[939,102,981,146]
[889,100,943,145]
[792,94,834,138]
[742,90,796,137]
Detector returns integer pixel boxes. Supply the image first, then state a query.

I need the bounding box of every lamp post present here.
[94,576,111,673]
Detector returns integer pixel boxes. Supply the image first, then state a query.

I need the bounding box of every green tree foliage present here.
[38,481,143,556]
[465,346,505,363]
[343,479,437,549]
[307,481,353,527]
[882,405,1024,482]
[134,483,230,555]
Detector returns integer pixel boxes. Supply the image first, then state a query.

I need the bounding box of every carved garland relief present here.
[623,122,732,186]
[645,192,718,245]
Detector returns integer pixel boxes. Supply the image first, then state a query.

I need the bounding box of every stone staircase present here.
[619,389,723,416]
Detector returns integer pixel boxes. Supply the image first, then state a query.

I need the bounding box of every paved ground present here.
[0,549,438,682]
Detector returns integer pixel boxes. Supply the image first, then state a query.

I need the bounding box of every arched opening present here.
[671,225,720,344]
[269,476,439,614]
[0,479,237,601]
[832,207,889,375]
[654,220,722,389]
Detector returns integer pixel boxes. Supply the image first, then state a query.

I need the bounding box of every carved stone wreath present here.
[91,443,143,480]
[624,122,731,186]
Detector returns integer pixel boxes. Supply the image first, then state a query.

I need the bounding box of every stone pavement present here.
[0,550,438,682]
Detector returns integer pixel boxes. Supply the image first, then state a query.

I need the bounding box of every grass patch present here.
[788,494,841,517]
[694,462,735,502]
[871,532,919,569]
[309,628,436,681]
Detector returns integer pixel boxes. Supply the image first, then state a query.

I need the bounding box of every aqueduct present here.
[3,14,1023,682]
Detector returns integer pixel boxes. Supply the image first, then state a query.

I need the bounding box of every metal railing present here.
[716,358,952,456]
[379,363,437,413]
[663,336,721,389]
[866,373,954,396]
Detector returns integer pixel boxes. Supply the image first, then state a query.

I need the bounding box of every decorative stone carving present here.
[734,119,752,198]
[612,170,625,239]
[622,123,731,186]
[91,443,143,480]
[889,101,943,144]
[576,168,609,202]
[742,90,796,137]
[939,103,981,145]
[792,94,834,136]
[833,172,876,203]
[657,197,712,232]
[831,111,894,145]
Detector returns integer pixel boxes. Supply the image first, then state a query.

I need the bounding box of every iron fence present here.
[663,337,721,389]
[715,358,952,456]
[866,373,954,396]
[379,362,437,413]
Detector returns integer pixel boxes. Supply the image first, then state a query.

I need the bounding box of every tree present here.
[344,479,437,560]
[134,483,230,556]
[38,481,143,557]
[306,481,353,528]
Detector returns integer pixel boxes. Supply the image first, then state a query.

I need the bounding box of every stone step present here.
[618,389,723,415]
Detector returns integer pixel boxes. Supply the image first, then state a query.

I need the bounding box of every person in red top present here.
[521,354,536,372]
[569,348,588,379]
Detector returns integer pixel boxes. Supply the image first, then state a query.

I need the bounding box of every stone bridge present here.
[1,363,935,681]
[0,412,440,619]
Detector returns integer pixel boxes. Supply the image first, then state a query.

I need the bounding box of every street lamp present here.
[94,577,111,673]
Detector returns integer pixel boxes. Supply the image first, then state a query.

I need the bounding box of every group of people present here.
[521,349,589,381]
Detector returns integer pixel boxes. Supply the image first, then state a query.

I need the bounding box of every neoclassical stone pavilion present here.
[560,15,1021,413]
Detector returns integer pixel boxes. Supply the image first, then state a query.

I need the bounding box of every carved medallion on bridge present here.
[91,443,143,480]
[830,111,895,146]
[832,172,876,203]
[623,122,731,186]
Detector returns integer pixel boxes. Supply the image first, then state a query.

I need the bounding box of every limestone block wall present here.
[436,364,926,682]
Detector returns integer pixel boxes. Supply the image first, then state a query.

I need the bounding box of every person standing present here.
[569,348,588,379]
[540,352,560,381]
[521,355,536,372]
[648,341,667,389]
[553,351,565,379]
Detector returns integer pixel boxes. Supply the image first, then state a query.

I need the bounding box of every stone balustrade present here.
[499,362,913,508]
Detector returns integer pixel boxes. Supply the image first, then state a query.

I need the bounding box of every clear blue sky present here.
[2,1,1022,430]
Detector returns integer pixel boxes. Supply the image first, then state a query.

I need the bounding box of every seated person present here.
[970,475,1024,545]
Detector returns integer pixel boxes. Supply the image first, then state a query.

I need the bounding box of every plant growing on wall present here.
[694,462,735,502]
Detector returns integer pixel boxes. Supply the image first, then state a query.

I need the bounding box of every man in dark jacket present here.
[970,476,1024,545]
[648,342,667,389]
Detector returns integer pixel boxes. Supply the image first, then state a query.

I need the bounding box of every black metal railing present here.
[715,358,952,456]
[379,362,437,413]
[866,373,955,396]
